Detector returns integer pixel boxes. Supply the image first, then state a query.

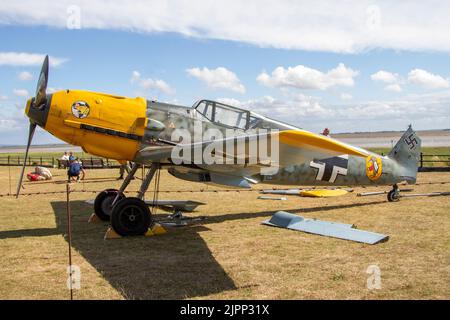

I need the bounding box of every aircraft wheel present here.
[387,189,400,202]
[111,197,152,236]
[94,189,125,221]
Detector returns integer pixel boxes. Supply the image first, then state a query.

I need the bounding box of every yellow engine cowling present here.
[44,90,147,161]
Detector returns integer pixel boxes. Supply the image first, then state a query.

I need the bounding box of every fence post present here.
[8,155,10,165]
[420,152,423,168]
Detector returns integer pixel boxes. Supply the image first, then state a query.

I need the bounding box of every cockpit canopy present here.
[194,100,260,130]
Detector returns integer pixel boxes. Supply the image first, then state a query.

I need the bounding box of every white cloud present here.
[47,87,63,93]
[385,83,402,92]
[2,1,450,53]
[216,89,450,133]
[340,93,353,100]
[186,67,245,94]
[371,68,450,92]
[218,93,330,122]
[407,69,449,89]
[0,119,22,132]
[13,89,29,97]
[0,52,67,67]
[130,70,175,95]
[0,104,29,133]
[371,70,398,84]
[17,71,33,81]
[257,63,358,91]
[371,70,404,92]
[0,94,8,100]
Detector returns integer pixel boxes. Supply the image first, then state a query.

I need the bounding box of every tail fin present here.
[388,125,421,184]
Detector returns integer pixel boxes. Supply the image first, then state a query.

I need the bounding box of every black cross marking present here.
[404,133,418,150]
[309,155,348,183]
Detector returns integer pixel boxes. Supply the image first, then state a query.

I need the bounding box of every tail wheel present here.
[94,189,125,221]
[387,189,400,202]
[111,197,153,236]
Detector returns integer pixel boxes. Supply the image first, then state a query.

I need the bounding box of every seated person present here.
[59,151,70,168]
[27,163,52,181]
[68,159,85,182]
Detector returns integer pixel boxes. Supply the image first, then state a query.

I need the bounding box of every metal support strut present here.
[111,163,139,206]
[137,162,160,200]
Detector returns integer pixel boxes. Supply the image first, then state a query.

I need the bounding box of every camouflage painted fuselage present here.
[136,100,420,188]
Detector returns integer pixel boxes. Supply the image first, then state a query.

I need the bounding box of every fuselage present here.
[25,89,419,187]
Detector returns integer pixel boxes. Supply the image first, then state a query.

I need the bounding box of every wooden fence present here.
[0,153,449,170]
[418,153,450,172]
[0,156,121,168]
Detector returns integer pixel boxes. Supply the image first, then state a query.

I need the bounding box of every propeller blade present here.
[16,122,37,198]
[34,55,49,108]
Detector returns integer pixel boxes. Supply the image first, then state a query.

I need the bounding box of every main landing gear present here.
[94,189,125,221]
[387,184,400,202]
[93,162,160,236]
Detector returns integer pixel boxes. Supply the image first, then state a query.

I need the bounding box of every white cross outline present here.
[309,155,348,183]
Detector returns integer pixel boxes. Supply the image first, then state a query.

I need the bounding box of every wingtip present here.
[279,130,369,158]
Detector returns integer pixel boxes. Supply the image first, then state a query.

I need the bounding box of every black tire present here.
[387,189,400,202]
[111,197,152,236]
[94,189,125,221]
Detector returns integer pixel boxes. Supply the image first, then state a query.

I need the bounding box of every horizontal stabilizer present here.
[262,211,388,244]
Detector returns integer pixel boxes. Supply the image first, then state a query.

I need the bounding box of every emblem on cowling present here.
[71,101,90,119]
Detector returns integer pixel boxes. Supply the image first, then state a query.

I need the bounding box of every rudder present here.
[388,125,421,183]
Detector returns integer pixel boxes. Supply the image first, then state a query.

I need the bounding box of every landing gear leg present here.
[111,163,140,206]
[110,163,160,236]
[387,184,400,202]
[93,163,139,221]
[136,163,159,200]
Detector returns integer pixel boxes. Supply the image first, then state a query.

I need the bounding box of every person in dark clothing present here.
[68,159,83,182]
[118,161,134,180]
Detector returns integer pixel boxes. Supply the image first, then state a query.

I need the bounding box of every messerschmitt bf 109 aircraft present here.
[17,56,422,236]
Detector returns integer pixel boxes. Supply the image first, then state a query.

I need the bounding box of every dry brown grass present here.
[0,165,449,299]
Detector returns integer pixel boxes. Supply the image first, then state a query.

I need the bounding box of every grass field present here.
[0,165,449,300]
[369,147,450,167]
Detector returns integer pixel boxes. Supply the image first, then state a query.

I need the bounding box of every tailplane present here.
[388,125,421,184]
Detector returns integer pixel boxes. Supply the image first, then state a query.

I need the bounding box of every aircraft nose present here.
[26,94,52,128]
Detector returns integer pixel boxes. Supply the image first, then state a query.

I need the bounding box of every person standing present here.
[118,161,134,180]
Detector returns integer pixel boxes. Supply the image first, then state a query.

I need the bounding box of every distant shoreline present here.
[0,145,82,154]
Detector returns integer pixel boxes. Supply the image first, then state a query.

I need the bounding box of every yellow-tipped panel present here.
[279,130,369,157]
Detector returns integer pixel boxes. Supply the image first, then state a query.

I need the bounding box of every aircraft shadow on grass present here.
[50,200,237,299]
[0,199,385,299]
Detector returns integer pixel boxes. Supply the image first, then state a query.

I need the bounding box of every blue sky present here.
[1,1,450,145]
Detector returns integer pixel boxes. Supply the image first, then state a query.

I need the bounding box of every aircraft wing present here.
[135,129,369,168]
